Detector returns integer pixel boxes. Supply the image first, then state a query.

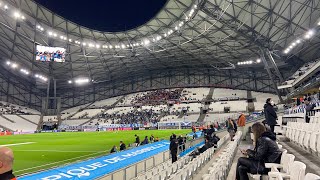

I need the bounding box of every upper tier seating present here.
[279,59,320,89]
[212,88,247,99]
[0,101,40,115]
[181,88,210,101]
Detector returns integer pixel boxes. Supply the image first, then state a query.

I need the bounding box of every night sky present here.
[35,0,167,32]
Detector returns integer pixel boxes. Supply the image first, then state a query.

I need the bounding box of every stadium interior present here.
[0,0,319,180]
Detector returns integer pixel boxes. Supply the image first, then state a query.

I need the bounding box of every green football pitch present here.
[0,129,191,176]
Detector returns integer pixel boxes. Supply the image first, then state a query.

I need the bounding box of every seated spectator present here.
[189,138,213,159]
[154,137,159,142]
[110,146,117,154]
[0,147,16,180]
[141,136,149,145]
[119,141,126,151]
[236,122,282,180]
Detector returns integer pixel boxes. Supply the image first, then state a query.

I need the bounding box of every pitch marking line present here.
[16,150,109,173]
[14,150,102,153]
[0,142,35,147]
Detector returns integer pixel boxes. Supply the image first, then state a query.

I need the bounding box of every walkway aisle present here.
[226,134,252,180]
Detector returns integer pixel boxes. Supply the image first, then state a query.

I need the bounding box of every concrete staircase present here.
[197,88,214,122]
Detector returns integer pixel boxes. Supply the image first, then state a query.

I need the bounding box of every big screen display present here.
[36,45,66,62]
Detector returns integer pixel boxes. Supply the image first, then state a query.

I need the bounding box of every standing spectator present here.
[134,134,140,147]
[141,136,149,145]
[169,134,178,163]
[170,133,175,141]
[110,146,117,153]
[119,141,126,151]
[263,98,277,133]
[207,125,215,139]
[237,113,246,140]
[226,118,236,141]
[150,134,155,143]
[178,135,185,151]
[0,147,16,180]
[305,101,316,123]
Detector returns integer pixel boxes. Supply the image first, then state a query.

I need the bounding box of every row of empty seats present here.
[286,122,320,156]
[202,131,242,180]
[134,132,232,180]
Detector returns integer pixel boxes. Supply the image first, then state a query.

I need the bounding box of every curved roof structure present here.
[0,0,319,90]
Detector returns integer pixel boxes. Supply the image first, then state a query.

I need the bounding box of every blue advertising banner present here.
[19,140,170,180]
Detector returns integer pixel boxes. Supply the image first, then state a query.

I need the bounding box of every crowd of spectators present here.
[0,103,34,115]
[131,89,183,105]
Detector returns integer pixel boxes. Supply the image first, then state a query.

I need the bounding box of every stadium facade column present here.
[260,49,284,104]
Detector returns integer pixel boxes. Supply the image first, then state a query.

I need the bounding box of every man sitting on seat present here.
[0,147,16,180]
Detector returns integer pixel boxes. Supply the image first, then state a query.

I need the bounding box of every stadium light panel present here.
[256,59,261,63]
[4,5,8,10]
[96,45,100,49]
[144,39,150,45]
[68,80,72,84]
[6,61,10,65]
[75,78,90,84]
[53,33,57,37]
[304,30,314,39]
[14,12,20,18]
[48,32,53,36]
[296,39,301,44]
[175,26,178,30]
[109,45,113,49]
[21,16,25,20]
[194,5,197,8]
[121,44,125,49]
[11,63,18,68]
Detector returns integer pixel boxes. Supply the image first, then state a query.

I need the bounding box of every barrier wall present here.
[19,141,171,180]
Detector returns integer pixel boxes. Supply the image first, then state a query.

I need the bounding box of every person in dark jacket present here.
[264,98,277,133]
[119,141,126,151]
[236,122,282,180]
[135,134,140,147]
[110,145,117,153]
[226,118,236,141]
[0,147,16,180]
[178,135,185,151]
[169,134,178,163]
[207,125,215,139]
[141,136,149,145]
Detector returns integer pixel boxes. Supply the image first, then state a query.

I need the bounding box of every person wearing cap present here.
[0,147,16,180]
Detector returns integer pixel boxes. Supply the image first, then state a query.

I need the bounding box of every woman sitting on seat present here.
[236,122,282,180]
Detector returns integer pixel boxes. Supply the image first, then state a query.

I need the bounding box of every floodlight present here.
[256,59,261,63]
[48,32,53,36]
[14,12,20,18]
[82,42,86,46]
[144,39,150,45]
[296,39,301,44]
[194,5,197,8]
[121,44,125,49]
[96,45,100,49]
[68,80,72,84]
[69,39,72,42]
[53,33,57,37]
[304,29,314,39]
[21,16,25,20]
[11,63,17,68]
[4,5,8,10]
[6,61,10,65]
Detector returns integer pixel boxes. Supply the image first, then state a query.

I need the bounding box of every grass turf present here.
[0,129,191,176]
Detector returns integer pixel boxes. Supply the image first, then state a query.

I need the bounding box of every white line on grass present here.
[14,150,102,153]
[0,142,35,147]
[15,150,109,173]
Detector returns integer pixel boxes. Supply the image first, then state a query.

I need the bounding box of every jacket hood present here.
[261,131,276,141]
